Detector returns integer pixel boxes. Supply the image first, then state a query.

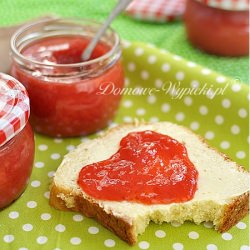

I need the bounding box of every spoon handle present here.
[81,0,132,61]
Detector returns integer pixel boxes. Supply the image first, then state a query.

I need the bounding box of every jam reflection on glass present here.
[78,130,198,205]
[11,35,124,137]
[184,0,249,56]
[0,124,34,209]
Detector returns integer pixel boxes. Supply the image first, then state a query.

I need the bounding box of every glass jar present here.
[0,73,35,209]
[10,18,124,137]
[184,0,249,56]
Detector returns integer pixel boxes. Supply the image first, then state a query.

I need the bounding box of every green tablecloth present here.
[0,0,248,83]
[0,41,249,250]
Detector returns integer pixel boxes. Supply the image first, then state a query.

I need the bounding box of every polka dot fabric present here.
[0,41,248,250]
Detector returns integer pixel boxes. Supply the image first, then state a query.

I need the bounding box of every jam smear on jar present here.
[78,130,198,205]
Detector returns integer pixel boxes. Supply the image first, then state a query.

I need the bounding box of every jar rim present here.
[194,0,249,11]
[10,17,121,69]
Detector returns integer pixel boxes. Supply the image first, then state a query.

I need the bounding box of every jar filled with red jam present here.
[10,18,124,137]
[0,73,35,209]
[184,0,249,56]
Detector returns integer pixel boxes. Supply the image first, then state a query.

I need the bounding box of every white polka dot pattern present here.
[215,115,224,125]
[88,226,99,234]
[38,144,48,151]
[155,230,166,238]
[171,221,182,227]
[138,241,150,249]
[26,201,37,208]
[50,153,61,160]
[104,239,116,247]
[135,47,144,56]
[222,233,233,241]
[3,235,15,243]
[55,224,66,233]
[207,244,218,250]
[41,213,51,221]
[236,222,247,229]
[35,162,44,168]
[161,63,171,72]
[70,237,81,245]
[216,76,226,83]
[148,55,157,64]
[173,243,184,250]
[9,211,19,219]
[188,231,199,239]
[203,222,213,228]
[0,41,248,250]
[73,214,84,222]
[22,224,33,232]
[36,236,48,245]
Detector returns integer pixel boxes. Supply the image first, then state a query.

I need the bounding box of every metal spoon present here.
[81,0,132,61]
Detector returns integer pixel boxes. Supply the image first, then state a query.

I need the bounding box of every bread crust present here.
[50,182,249,245]
[50,183,137,245]
[217,192,249,232]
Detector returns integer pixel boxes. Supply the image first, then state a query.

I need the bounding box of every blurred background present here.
[0,0,248,82]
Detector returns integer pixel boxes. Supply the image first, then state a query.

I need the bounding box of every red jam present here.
[0,122,34,209]
[78,130,198,205]
[11,35,124,137]
[184,0,249,56]
[0,73,35,209]
[22,36,110,64]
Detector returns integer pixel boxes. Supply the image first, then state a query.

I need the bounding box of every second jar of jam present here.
[10,18,124,137]
[184,0,249,56]
[0,73,35,209]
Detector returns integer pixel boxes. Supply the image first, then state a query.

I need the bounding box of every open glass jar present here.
[10,18,124,137]
[0,73,35,209]
[184,0,249,56]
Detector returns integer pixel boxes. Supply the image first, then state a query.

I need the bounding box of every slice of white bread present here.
[49,122,249,245]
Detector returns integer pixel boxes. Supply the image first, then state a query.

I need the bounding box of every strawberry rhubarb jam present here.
[0,73,35,209]
[78,130,198,204]
[184,0,249,56]
[11,18,124,137]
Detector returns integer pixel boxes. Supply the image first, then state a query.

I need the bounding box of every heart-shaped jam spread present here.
[78,130,198,204]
